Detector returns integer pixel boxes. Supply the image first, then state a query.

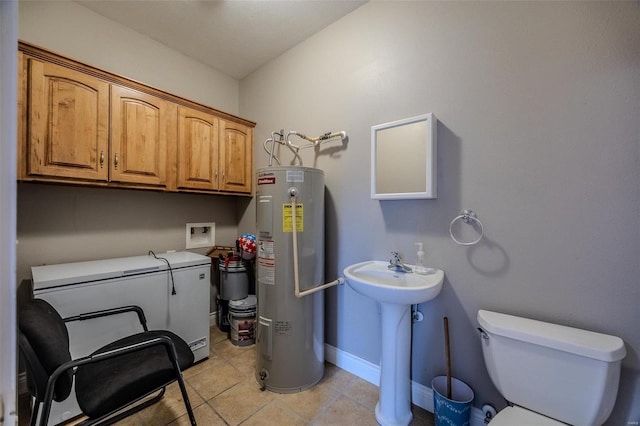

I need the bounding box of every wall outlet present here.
[186,222,215,249]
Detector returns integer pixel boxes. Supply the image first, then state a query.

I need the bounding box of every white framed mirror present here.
[371,113,437,200]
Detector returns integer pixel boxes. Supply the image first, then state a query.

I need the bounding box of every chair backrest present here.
[18,299,74,402]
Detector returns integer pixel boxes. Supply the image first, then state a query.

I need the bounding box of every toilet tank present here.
[477,310,626,426]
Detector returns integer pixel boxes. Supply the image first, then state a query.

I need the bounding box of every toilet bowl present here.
[487,406,564,425]
[477,310,626,426]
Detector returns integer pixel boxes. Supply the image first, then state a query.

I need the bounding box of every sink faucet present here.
[388,251,412,273]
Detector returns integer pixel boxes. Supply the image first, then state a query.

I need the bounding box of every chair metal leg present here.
[176,374,197,425]
[29,399,40,426]
[162,336,197,425]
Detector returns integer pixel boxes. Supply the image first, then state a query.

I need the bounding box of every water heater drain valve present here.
[259,369,269,392]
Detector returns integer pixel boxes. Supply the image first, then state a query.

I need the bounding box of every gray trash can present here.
[219,258,249,301]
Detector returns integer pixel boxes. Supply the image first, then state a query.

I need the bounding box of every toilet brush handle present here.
[444,317,452,399]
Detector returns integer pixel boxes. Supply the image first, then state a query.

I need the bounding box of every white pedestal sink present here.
[343,261,444,426]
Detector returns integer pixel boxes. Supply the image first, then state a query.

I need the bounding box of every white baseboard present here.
[324,343,380,386]
[324,343,486,426]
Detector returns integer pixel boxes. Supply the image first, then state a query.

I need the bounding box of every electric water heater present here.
[255,165,325,392]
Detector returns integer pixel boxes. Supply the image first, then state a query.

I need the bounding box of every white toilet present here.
[477,310,626,425]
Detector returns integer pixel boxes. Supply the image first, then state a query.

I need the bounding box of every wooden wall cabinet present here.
[24,57,109,182]
[177,106,219,191]
[111,85,173,188]
[18,42,255,196]
[219,120,253,193]
[176,108,253,194]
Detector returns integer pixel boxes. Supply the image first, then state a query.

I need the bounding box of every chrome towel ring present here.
[449,209,484,246]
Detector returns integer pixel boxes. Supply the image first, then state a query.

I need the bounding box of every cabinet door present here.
[176,106,219,190]
[219,120,252,193]
[111,85,169,187]
[27,59,109,181]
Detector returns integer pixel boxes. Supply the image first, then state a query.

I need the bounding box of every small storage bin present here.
[228,295,256,346]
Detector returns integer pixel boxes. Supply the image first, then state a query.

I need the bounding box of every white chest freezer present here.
[31,251,211,425]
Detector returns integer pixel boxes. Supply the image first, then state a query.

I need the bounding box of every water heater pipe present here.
[285,134,304,166]
[265,130,285,166]
[286,131,348,166]
[293,130,347,146]
[290,194,343,298]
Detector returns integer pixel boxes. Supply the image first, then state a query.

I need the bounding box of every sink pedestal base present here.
[375,303,413,426]
[343,261,444,426]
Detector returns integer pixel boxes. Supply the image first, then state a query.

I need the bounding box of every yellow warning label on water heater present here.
[282,203,303,232]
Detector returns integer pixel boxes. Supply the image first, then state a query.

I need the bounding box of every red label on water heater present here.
[258,177,276,185]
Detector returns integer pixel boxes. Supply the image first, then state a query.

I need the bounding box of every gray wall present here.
[17,183,241,280]
[240,2,640,423]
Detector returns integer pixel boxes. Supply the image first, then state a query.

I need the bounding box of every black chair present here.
[18,299,197,426]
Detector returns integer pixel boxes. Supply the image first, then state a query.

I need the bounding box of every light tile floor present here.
[19,326,435,426]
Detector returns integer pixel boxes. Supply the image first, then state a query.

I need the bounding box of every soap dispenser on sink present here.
[414,242,436,275]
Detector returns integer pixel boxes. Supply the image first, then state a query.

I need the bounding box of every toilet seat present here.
[490,406,566,426]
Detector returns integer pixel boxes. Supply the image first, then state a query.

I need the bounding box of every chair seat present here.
[75,330,194,419]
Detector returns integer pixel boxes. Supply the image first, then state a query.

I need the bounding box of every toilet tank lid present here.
[478,310,626,362]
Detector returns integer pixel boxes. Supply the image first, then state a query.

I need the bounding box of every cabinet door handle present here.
[215,170,218,182]
[114,153,119,169]
[222,171,225,182]
[99,151,104,168]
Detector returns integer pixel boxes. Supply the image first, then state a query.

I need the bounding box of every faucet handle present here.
[390,251,401,262]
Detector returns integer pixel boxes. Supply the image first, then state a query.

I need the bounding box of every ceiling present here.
[76,0,368,80]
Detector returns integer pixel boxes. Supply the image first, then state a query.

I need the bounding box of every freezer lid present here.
[32,251,211,290]
[159,251,211,268]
